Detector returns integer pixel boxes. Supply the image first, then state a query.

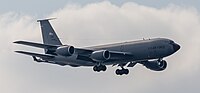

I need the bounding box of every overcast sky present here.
[0,0,200,93]
[1,0,200,17]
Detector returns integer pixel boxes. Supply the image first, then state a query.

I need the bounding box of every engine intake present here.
[90,50,110,61]
[56,46,75,56]
[143,60,167,71]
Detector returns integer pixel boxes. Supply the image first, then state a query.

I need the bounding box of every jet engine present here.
[56,46,75,56]
[143,60,167,71]
[90,50,110,61]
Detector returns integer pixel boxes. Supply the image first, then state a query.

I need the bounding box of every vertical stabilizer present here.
[37,18,62,45]
[37,18,62,54]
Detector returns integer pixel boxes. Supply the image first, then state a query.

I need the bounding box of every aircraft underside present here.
[31,54,168,75]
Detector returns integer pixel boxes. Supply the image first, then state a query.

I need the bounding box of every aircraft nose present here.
[173,43,180,52]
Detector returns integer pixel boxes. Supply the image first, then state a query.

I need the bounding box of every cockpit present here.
[169,40,180,52]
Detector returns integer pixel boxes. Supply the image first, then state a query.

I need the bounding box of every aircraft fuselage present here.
[50,38,179,67]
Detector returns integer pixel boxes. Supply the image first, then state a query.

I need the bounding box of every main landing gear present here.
[92,63,130,75]
[93,65,107,72]
[115,68,129,75]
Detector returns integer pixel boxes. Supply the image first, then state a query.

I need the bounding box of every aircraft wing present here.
[15,51,55,59]
[109,51,133,58]
[14,41,93,55]
[14,41,134,61]
[76,49,133,58]
[76,50,134,63]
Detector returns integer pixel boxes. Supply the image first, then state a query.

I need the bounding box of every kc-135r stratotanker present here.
[14,18,180,75]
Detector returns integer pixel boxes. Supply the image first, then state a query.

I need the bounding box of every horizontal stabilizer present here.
[15,51,55,59]
[14,41,59,49]
[37,18,56,22]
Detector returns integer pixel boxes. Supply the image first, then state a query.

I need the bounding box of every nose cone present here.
[173,43,180,52]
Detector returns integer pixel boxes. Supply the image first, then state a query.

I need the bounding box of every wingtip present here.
[13,41,19,43]
[14,51,29,54]
[14,51,22,53]
[13,41,24,44]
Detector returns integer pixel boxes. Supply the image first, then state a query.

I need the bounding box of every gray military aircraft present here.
[14,18,180,75]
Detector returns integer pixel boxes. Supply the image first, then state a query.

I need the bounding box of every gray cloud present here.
[0,1,200,93]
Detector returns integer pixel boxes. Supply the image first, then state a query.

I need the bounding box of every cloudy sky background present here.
[0,0,200,93]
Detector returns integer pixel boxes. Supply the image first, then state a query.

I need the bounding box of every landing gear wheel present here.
[115,69,129,75]
[93,65,107,72]
[115,69,121,75]
[101,65,107,71]
[93,65,98,72]
[124,69,129,75]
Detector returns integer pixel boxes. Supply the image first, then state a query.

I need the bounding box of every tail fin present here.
[37,18,62,54]
[37,18,62,45]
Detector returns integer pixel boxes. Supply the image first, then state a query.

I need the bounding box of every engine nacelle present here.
[90,50,110,61]
[56,46,75,56]
[143,60,167,71]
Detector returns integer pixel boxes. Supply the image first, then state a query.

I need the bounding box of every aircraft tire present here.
[101,65,107,71]
[124,69,129,75]
[93,65,98,72]
[115,69,122,75]
[115,69,129,75]
[93,65,107,72]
